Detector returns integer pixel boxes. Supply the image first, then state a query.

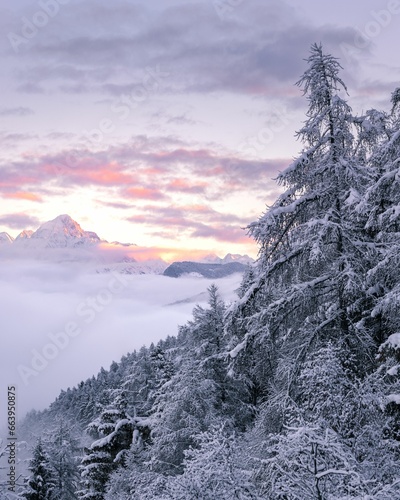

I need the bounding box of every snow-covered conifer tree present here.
[46,422,80,499]
[78,407,132,500]
[22,440,56,500]
[228,43,373,422]
[167,425,258,499]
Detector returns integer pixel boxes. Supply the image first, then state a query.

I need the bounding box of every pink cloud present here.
[0,138,285,251]
[125,204,256,245]
[0,139,286,203]
[77,168,134,186]
[4,191,42,202]
[97,243,229,264]
[123,186,166,200]
[167,178,208,193]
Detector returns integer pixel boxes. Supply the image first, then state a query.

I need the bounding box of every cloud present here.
[0,107,34,117]
[4,191,42,202]
[0,213,40,231]
[123,186,167,201]
[0,136,283,252]
[191,223,250,244]
[96,242,222,263]
[167,178,208,194]
[166,113,197,126]
[0,132,37,144]
[97,200,133,210]
[7,0,365,100]
[126,203,255,244]
[0,137,285,200]
[0,257,243,423]
[16,82,46,94]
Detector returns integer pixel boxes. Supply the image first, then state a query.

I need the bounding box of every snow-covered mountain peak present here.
[15,229,34,240]
[198,253,254,265]
[0,232,14,244]
[26,214,101,248]
[0,215,253,276]
[221,253,254,265]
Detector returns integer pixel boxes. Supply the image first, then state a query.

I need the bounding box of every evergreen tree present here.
[47,422,80,499]
[22,440,56,500]
[149,285,249,474]
[361,87,400,344]
[356,86,400,454]
[166,425,258,499]
[227,43,373,429]
[78,408,132,500]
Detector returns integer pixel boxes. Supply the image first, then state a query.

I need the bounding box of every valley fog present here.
[0,258,242,427]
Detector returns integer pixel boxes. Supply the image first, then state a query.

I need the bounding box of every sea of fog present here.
[0,259,243,428]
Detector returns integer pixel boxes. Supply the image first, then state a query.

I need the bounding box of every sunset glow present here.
[0,0,398,258]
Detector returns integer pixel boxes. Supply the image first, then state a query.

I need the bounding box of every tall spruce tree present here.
[224,44,384,497]
[228,43,372,418]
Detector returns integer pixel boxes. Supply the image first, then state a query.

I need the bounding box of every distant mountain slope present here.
[15,230,34,241]
[0,232,14,244]
[200,252,254,265]
[96,259,168,275]
[163,260,248,278]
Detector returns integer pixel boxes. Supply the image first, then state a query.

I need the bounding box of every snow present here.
[99,259,168,275]
[382,333,400,350]
[387,394,400,405]
[18,214,101,249]
[268,193,316,218]
[82,451,110,462]
[15,230,34,241]
[198,253,254,265]
[221,253,254,265]
[387,365,400,376]
[229,339,247,359]
[115,418,130,432]
[315,468,357,479]
[0,232,14,244]
[91,431,118,449]
[344,188,361,206]
[113,450,127,463]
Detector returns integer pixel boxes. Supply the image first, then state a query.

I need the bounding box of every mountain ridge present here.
[163,260,248,278]
[0,214,253,277]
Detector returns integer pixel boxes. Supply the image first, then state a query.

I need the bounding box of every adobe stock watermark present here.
[213,0,246,21]
[17,272,128,386]
[55,64,170,173]
[7,0,70,54]
[340,0,400,63]
[238,104,292,156]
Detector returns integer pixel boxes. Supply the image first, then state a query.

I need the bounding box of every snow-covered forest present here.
[10,44,400,499]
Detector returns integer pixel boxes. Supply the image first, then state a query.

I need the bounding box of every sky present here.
[1,0,399,258]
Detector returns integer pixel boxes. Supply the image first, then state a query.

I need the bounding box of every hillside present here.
[163,260,247,278]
